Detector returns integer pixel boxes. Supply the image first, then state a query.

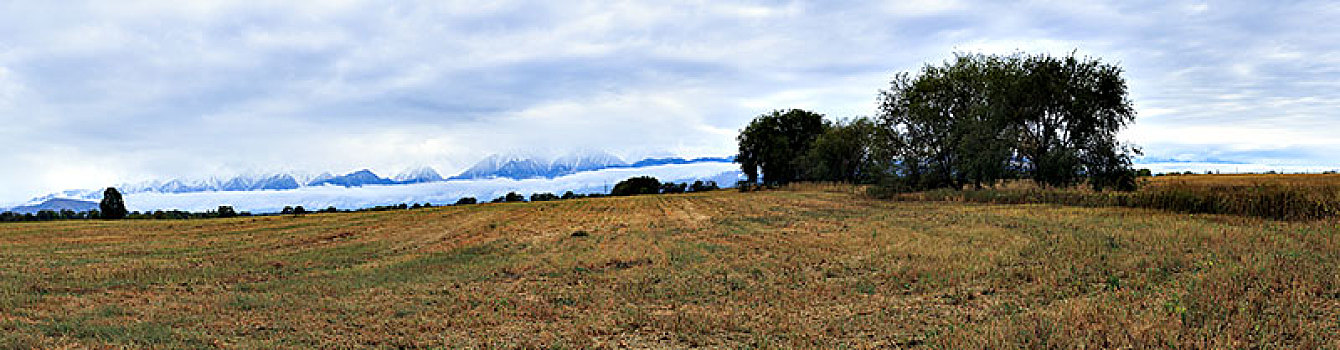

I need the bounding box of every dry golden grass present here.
[1144,173,1340,187]
[886,174,1340,221]
[2,186,1338,348]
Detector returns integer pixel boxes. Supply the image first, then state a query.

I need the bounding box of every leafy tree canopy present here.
[736,109,829,185]
[878,52,1138,191]
[99,187,128,220]
[611,176,661,196]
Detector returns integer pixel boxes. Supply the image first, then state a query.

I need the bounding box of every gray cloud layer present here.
[2,0,1338,204]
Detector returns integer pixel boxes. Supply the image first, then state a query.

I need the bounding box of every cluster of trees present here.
[737,52,1141,192]
[5,177,725,223]
[466,179,719,204]
[1,209,99,222]
[470,190,594,204]
[736,110,882,186]
[2,206,250,223]
[610,177,719,196]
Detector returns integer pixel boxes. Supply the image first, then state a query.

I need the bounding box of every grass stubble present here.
[1,175,1337,348]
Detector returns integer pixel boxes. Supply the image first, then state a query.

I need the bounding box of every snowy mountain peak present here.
[394,166,444,183]
[449,151,735,180]
[550,150,627,174]
[301,172,336,186]
[20,151,740,209]
[308,169,395,187]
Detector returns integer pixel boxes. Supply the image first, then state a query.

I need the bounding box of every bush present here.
[455,197,478,205]
[660,182,687,194]
[217,206,237,218]
[689,180,719,192]
[611,176,661,196]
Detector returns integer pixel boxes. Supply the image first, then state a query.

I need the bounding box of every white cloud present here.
[1,0,1339,204]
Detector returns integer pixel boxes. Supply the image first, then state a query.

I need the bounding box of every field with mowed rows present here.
[2,180,1338,348]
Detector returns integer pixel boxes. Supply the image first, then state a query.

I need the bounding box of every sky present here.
[1,0,1338,205]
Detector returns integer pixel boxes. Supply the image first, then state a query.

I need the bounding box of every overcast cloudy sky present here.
[1,0,1337,204]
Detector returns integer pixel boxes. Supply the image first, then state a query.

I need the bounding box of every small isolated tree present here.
[217,206,237,218]
[293,206,307,215]
[504,192,525,202]
[611,176,661,196]
[455,197,478,205]
[281,206,295,215]
[99,187,128,220]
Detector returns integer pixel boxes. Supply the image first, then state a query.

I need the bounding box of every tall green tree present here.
[877,52,1137,191]
[735,109,829,185]
[99,187,128,220]
[800,117,885,183]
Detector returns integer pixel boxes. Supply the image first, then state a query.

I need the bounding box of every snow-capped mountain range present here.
[7,151,741,213]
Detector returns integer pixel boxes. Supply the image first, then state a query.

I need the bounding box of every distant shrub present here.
[455,197,477,205]
[611,176,661,196]
[690,180,719,192]
[660,182,687,194]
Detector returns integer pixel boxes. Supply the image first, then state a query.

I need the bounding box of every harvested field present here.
[2,185,1337,348]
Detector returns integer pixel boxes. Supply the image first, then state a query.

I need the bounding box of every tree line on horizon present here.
[1,179,723,222]
[736,52,1142,192]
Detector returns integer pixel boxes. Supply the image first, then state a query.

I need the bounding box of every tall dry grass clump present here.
[879,174,1340,221]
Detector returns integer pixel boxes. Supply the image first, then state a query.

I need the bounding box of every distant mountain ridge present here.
[450,151,632,180]
[5,198,99,214]
[308,170,397,187]
[21,151,737,205]
[394,166,445,183]
[449,152,735,180]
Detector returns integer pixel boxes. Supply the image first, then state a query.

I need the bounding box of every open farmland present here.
[2,182,1338,348]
